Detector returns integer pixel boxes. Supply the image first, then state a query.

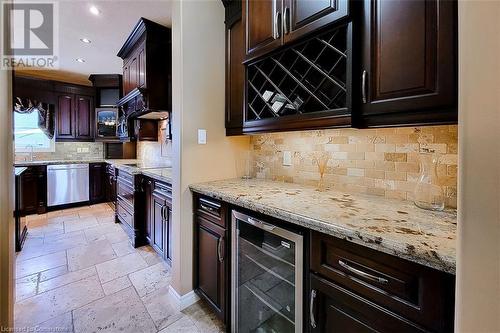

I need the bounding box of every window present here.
[14,110,55,152]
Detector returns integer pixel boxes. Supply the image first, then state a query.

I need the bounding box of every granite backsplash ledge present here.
[250,125,458,208]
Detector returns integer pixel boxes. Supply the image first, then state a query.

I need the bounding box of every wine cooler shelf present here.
[246,24,349,122]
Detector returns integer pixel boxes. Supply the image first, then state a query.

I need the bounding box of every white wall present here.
[170,0,250,296]
[456,1,500,331]
[0,61,15,327]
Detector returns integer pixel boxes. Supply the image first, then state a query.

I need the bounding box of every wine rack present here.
[246,24,349,123]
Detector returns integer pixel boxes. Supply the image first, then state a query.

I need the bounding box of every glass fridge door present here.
[232,211,303,333]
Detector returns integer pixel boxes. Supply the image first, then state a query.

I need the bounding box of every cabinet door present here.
[75,95,94,140]
[138,48,146,88]
[284,0,348,43]
[225,16,245,135]
[123,64,131,96]
[129,56,138,91]
[144,179,153,243]
[359,0,457,125]
[20,171,38,215]
[89,163,105,203]
[56,94,74,139]
[151,192,166,257]
[165,204,172,263]
[244,0,283,60]
[310,275,425,333]
[195,216,226,320]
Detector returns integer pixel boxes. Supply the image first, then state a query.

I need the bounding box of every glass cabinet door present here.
[96,109,118,138]
[232,211,303,333]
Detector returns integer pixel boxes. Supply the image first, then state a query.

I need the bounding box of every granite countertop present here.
[189,179,457,274]
[14,159,172,183]
[141,168,173,184]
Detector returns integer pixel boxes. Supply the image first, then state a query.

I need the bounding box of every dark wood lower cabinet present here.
[105,164,117,209]
[190,191,455,332]
[89,163,106,204]
[310,274,426,333]
[145,178,172,265]
[195,215,226,322]
[115,170,146,247]
[19,166,47,215]
[193,194,228,324]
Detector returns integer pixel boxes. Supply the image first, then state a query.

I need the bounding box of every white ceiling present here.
[18,0,172,85]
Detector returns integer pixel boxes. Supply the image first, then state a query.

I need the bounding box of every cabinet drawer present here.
[310,231,454,332]
[195,196,225,228]
[117,199,134,228]
[154,181,172,200]
[310,274,426,333]
[117,179,134,208]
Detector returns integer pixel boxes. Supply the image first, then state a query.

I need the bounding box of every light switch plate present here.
[198,129,207,144]
[283,151,292,166]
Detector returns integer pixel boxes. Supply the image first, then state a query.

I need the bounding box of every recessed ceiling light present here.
[76,58,86,63]
[89,6,101,16]
[80,38,91,44]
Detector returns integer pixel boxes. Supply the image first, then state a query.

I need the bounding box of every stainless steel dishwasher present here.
[47,164,89,207]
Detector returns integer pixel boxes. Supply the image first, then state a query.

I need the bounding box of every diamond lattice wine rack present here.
[245,24,351,129]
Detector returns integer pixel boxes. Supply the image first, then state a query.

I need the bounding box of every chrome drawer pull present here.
[338,260,389,284]
[310,289,317,328]
[200,203,217,214]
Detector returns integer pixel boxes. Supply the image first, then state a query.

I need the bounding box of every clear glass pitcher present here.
[414,151,445,211]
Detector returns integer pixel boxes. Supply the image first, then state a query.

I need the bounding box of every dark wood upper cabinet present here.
[224,0,245,135]
[117,18,171,119]
[75,95,94,140]
[244,0,283,60]
[53,81,96,141]
[284,0,349,44]
[56,94,74,139]
[357,0,457,127]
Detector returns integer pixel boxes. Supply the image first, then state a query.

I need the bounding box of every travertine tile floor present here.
[15,203,225,333]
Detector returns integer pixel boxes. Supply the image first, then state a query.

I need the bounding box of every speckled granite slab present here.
[14,159,172,183]
[141,168,172,184]
[189,179,457,274]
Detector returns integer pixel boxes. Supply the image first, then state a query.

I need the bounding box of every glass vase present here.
[413,152,445,211]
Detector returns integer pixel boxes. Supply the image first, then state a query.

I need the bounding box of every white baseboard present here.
[168,285,200,310]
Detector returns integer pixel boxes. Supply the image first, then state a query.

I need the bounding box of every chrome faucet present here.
[26,145,35,162]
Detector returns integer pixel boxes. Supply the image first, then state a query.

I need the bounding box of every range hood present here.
[116,87,169,120]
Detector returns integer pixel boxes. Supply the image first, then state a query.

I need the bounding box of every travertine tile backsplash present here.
[251,125,458,208]
[15,142,104,162]
[137,120,172,164]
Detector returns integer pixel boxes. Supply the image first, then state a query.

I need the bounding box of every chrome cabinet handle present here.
[200,203,216,214]
[338,260,389,284]
[310,289,317,328]
[161,204,166,221]
[362,70,367,103]
[274,12,282,39]
[247,217,276,231]
[217,236,224,262]
[284,7,290,35]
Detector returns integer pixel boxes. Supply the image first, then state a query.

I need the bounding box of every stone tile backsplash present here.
[15,142,104,162]
[136,120,172,164]
[250,125,458,208]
